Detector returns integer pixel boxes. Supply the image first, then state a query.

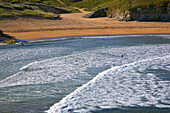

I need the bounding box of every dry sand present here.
[0,10,170,40]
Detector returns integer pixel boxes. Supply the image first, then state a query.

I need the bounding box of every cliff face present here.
[109,2,170,22]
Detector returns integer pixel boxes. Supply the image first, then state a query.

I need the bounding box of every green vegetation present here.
[0,3,60,18]
[0,0,81,18]
[1,0,56,4]
[61,0,82,5]
[4,39,17,44]
[74,0,170,12]
[0,0,64,6]
[0,0,79,6]
[0,0,169,18]
[1,0,169,9]
[62,7,80,13]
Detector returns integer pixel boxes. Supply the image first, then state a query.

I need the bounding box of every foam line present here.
[81,34,170,39]
[0,44,169,88]
[46,55,170,113]
[23,34,170,42]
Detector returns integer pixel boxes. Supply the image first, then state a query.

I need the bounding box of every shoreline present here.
[26,33,170,43]
[6,27,170,41]
[1,33,170,45]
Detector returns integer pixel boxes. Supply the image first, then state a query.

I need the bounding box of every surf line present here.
[46,55,170,113]
[25,34,170,42]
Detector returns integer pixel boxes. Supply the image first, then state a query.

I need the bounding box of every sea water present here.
[0,35,170,113]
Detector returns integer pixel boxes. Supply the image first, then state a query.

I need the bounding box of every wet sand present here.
[7,28,170,40]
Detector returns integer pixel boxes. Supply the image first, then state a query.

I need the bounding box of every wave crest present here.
[47,55,170,113]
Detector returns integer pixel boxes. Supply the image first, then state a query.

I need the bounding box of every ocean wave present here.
[46,55,170,113]
[0,44,169,88]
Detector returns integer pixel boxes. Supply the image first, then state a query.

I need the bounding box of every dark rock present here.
[109,1,170,22]
[0,4,13,10]
[22,5,34,10]
[159,14,170,22]
[13,6,24,11]
[137,13,159,21]
[83,8,108,18]
[0,30,16,43]
[74,0,83,2]
[0,30,3,36]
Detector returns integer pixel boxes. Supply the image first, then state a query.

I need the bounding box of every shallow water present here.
[0,35,170,113]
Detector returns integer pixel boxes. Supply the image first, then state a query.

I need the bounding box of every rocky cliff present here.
[109,1,170,22]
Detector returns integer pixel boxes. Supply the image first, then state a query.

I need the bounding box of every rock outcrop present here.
[109,2,170,22]
[0,30,16,43]
[83,8,107,18]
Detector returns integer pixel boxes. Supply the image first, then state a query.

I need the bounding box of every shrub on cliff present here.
[4,39,17,44]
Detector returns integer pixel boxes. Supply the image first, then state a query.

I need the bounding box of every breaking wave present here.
[47,55,170,113]
[0,44,169,88]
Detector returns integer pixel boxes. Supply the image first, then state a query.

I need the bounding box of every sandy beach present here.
[0,10,170,40]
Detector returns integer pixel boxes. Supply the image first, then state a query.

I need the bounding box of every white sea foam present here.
[47,55,170,113]
[27,38,70,43]
[81,34,170,39]
[0,44,169,88]
[0,46,72,63]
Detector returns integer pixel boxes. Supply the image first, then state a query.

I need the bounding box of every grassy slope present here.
[0,0,169,18]
[1,0,169,10]
[0,3,60,18]
[0,0,78,6]
[0,0,81,18]
[74,0,170,12]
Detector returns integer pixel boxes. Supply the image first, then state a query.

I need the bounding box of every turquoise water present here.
[0,35,170,113]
